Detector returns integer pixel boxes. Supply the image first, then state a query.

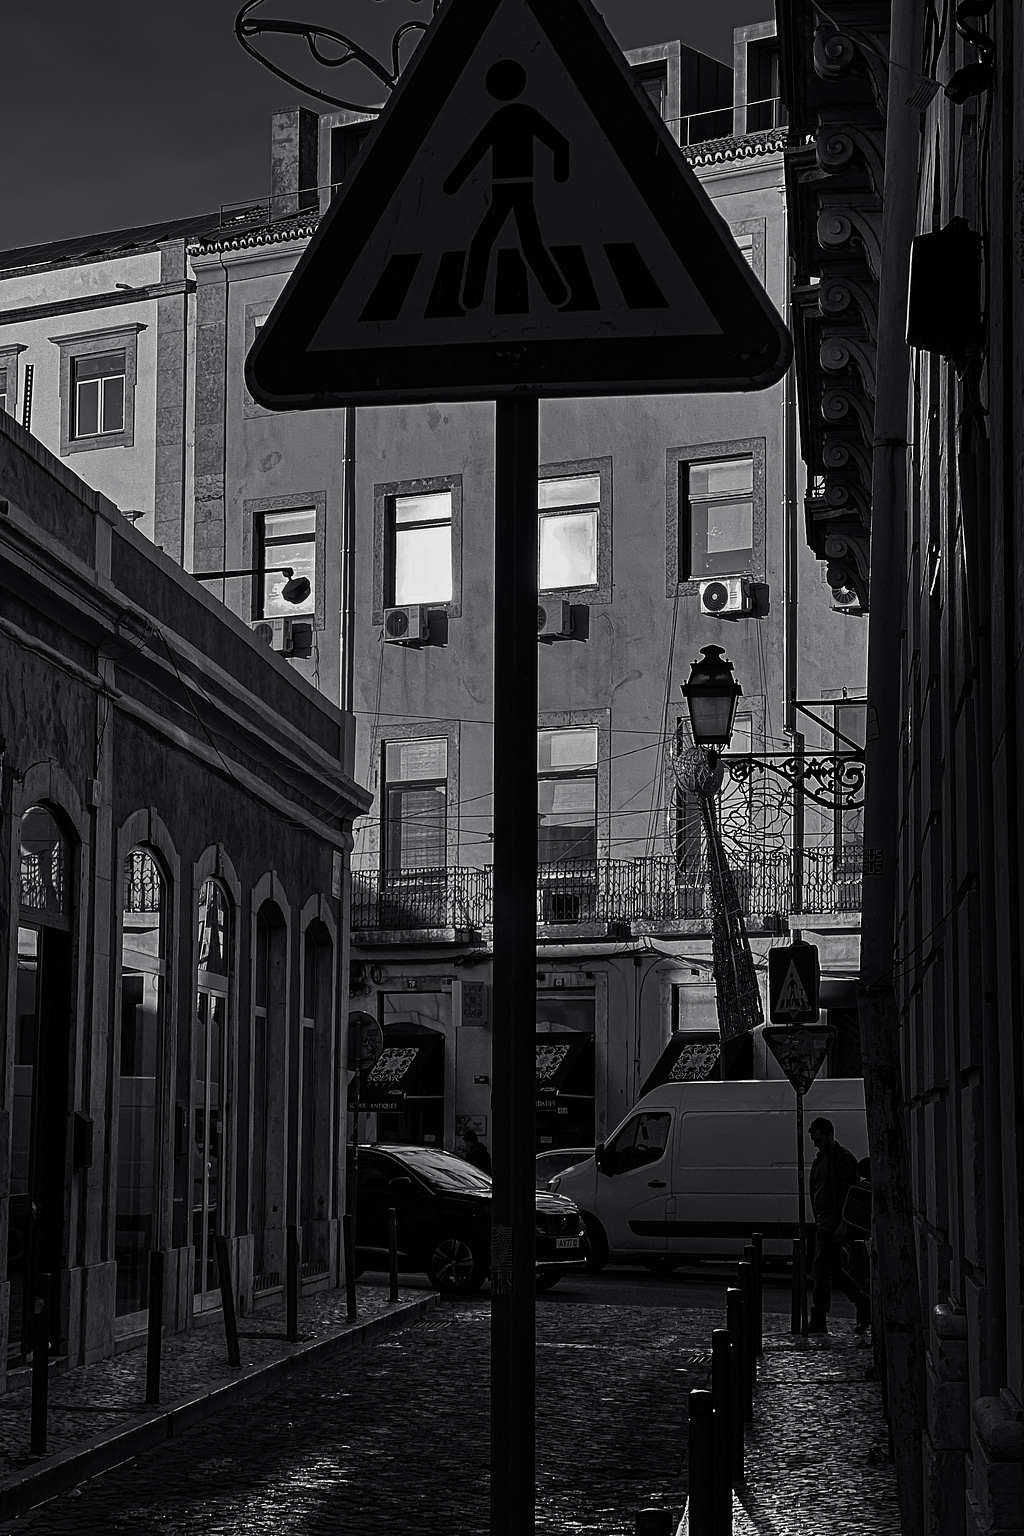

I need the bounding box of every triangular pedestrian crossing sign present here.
[767,942,820,1023]
[246,0,792,409]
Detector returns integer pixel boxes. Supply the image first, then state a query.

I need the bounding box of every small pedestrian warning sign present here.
[768,943,820,1023]
[246,0,792,408]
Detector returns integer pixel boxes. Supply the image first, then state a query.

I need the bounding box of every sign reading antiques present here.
[767,941,821,1024]
[246,0,792,409]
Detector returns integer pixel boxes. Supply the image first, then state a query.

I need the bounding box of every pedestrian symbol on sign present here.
[767,942,820,1024]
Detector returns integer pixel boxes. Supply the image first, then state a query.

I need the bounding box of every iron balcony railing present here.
[351,847,863,934]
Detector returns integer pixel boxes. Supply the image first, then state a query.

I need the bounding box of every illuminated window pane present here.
[394,491,452,524]
[689,457,753,498]
[538,727,598,771]
[394,523,452,605]
[538,475,601,510]
[539,510,597,589]
[707,502,753,554]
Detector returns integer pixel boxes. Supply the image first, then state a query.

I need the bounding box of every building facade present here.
[0,408,368,1382]
[182,25,869,1160]
[780,0,1023,1531]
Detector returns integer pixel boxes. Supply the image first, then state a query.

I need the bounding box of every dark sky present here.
[3,1,773,255]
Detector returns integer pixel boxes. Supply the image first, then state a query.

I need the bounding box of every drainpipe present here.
[855,0,926,1528]
[341,405,356,714]
[781,352,805,916]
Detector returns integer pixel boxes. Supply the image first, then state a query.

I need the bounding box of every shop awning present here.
[536,1034,590,1109]
[358,1035,444,1112]
[640,1032,721,1096]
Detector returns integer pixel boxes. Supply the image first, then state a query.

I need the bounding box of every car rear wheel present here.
[581,1213,609,1273]
[536,1272,561,1291]
[641,1256,682,1275]
[424,1233,487,1293]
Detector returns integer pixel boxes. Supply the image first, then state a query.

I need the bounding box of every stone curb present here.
[0,1294,438,1526]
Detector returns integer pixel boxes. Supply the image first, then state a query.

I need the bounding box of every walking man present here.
[807,1115,871,1333]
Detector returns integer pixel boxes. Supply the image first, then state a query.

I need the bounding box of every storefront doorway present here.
[193,880,230,1311]
[536,990,596,1151]
[8,806,73,1359]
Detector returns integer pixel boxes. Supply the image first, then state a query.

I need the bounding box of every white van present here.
[548,1078,868,1268]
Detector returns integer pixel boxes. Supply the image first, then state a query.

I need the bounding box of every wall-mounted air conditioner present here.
[251,617,314,656]
[537,599,574,640]
[699,576,755,619]
[383,605,429,644]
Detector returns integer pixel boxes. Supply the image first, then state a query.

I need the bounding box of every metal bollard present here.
[343,1212,357,1321]
[725,1288,745,1482]
[634,1510,673,1536]
[738,1262,755,1415]
[29,1272,50,1457]
[790,1237,802,1334]
[711,1329,734,1535]
[145,1250,164,1404]
[687,1389,715,1535]
[387,1206,399,1303]
[214,1235,241,1367]
[286,1224,300,1343]
[750,1234,763,1356]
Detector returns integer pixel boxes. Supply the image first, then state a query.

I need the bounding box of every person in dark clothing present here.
[807,1116,871,1333]
[460,1127,492,1175]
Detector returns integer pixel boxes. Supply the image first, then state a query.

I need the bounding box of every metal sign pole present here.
[490,394,538,1536]
[796,1087,807,1335]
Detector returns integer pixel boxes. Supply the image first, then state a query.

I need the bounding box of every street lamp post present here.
[681,645,866,812]
[192,566,312,606]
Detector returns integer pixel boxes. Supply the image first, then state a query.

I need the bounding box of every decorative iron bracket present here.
[716,750,866,810]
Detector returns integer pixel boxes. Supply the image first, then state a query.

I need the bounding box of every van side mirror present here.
[595,1142,609,1175]
[389,1175,413,1190]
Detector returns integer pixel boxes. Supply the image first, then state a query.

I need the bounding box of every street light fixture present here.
[681,645,743,751]
[192,565,312,606]
[680,645,866,811]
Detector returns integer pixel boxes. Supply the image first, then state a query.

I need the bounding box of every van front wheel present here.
[582,1214,609,1273]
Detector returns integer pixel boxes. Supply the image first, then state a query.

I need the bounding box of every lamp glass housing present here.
[682,645,742,747]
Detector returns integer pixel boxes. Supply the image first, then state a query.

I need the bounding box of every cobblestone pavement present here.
[0,1294,899,1536]
[0,1285,425,1484]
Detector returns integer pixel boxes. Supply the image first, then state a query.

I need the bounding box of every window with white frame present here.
[538,726,598,865]
[73,351,126,438]
[679,455,755,580]
[256,506,316,618]
[388,490,453,606]
[538,474,600,590]
[383,737,448,873]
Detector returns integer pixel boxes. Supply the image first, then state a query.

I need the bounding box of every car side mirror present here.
[595,1142,610,1175]
[389,1175,413,1190]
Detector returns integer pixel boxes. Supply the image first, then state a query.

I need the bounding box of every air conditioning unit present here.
[537,599,574,640]
[699,576,755,619]
[383,605,429,644]
[250,617,313,656]
[831,584,864,615]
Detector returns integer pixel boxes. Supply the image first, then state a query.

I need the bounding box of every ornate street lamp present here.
[680,645,866,811]
[192,566,312,606]
[681,644,743,752]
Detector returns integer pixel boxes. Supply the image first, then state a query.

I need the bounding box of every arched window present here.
[10,806,73,1357]
[116,849,166,1317]
[251,902,286,1291]
[194,879,231,1308]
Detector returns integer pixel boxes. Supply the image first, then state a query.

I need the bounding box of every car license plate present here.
[555,1236,579,1250]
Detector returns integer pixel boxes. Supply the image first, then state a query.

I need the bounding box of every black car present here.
[352,1143,588,1292]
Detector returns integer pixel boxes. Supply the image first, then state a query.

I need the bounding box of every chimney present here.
[270,108,319,220]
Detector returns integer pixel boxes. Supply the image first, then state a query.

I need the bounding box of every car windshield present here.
[389,1146,492,1194]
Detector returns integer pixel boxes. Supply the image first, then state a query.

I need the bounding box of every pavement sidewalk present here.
[0,1284,436,1525]
[679,1318,898,1536]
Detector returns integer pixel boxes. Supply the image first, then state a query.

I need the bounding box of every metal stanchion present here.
[343,1212,357,1321]
[687,1389,715,1535]
[387,1206,399,1303]
[749,1234,763,1356]
[711,1329,734,1535]
[790,1237,802,1334]
[145,1250,164,1404]
[214,1235,241,1367]
[725,1288,744,1482]
[29,1273,50,1457]
[738,1261,755,1417]
[286,1224,300,1343]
